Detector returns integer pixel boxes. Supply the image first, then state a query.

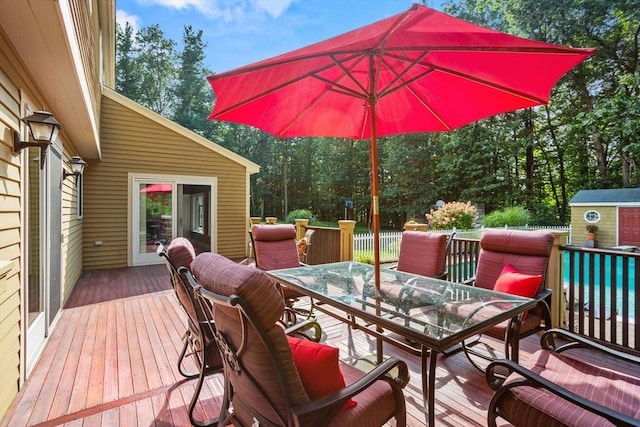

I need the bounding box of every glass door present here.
[133,181,174,265]
[132,176,216,265]
[26,146,45,373]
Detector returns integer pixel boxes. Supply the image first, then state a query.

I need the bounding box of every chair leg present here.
[188,343,223,427]
[178,329,200,379]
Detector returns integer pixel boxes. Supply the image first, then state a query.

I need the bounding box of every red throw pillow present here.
[287,336,356,409]
[493,264,542,298]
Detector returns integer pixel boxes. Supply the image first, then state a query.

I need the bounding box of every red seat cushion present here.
[286,336,356,409]
[494,264,542,298]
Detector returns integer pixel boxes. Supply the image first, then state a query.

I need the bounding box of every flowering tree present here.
[425,201,477,230]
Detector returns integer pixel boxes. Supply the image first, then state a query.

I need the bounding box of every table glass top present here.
[267,261,535,346]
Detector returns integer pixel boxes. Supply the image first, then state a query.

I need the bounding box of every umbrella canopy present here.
[207,4,595,297]
[140,183,172,193]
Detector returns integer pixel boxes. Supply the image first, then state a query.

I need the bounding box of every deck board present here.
[0,263,540,427]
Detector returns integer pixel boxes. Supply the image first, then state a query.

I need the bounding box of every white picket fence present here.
[352,225,570,262]
[353,229,457,262]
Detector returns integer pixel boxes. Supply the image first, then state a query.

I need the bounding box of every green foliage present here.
[483,206,532,227]
[145,195,171,217]
[425,201,477,230]
[354,254,374,264]
[285,209,316,224]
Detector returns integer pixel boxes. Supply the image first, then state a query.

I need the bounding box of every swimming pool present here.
[563,252,636,316]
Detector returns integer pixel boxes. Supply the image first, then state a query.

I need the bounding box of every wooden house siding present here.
[0,50,24,419]
[61,167,84,304]
[84,92,254,270]
[0,27,89,420]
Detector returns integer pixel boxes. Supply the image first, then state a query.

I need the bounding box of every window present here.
[584,210,601,223]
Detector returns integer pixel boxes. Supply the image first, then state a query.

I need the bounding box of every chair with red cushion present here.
[451,229,555,371]
[156,238,224,426]
[185,252,410,427]
[486,328,640,427]
[251,223,320,328]
[367,231,454,322]
[395,230,454,279]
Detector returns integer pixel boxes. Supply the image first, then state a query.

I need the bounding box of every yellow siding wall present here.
[0,31,87,419]
[84,94,249,269]
[61,152,86,304]
[570,206,618,247]
[0,57,22,420]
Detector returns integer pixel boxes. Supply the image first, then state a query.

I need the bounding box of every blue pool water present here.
[563,253,636,316]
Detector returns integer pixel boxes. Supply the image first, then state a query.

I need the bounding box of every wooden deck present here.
[0,264,539,426]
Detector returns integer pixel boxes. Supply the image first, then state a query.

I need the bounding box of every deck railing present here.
[562,245,638,351]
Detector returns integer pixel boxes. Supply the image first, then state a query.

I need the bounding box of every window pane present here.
[139,183,173,253]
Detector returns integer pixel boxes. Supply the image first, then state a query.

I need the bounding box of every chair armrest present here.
[486,358,640,427]
[540,328,640,364]
[284,318,322,342]
[291,357,409,419]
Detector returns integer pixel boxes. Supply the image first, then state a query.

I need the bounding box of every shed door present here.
[619,207,640,246]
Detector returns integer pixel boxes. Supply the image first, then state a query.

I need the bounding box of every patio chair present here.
[156,238,224,426]
[251,223,320,325]
[362,231,454,323]
[450,229,555,371]
[486,328,640,427]
[394,230,455,279]
[186,251,410,427]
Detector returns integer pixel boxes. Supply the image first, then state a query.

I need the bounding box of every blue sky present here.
[116,0,447,74]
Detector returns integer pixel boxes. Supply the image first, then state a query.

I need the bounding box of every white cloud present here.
[116,9,141,31]
[133,0,294,22]
[252,0,294,18]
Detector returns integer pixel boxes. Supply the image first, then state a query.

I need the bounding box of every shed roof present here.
[569,188,640,205]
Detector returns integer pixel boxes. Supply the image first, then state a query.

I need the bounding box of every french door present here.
[25,143,62,374]
[131,175,216,265]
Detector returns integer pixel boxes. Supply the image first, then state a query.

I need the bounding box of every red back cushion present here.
[494,264,542,298]
[474,229,554,291]
[252,224,300,270]
[397,231,448,277]
[286,336,356,409]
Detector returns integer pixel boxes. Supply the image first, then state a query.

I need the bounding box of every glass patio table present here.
[267,261,536,427]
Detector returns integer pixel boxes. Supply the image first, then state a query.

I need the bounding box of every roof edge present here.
[103,87,260,174]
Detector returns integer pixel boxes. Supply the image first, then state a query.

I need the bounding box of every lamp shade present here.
[69,156,86,175]
[22,111,62,142]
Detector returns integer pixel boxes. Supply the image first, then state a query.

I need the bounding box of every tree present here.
[115,22,141,100]
[135,24,177,115]
[173,26,213,133]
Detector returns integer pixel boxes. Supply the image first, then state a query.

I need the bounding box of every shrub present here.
[285,209,316,225]
[483,206,532,227]
[355,254,374,264]
[425,201,477,230]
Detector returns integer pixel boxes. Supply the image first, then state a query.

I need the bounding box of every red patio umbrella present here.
[140,183,172,193]
[206,3,594,314]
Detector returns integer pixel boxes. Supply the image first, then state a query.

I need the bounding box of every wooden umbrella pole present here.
[368,54,383,363]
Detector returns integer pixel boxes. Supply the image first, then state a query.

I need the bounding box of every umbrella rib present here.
[278,54,370,135]
[376,51,431,99]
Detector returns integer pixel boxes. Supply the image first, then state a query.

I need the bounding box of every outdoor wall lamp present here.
[13,111,62,169]
[63,156,87,186]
